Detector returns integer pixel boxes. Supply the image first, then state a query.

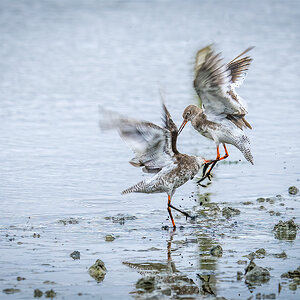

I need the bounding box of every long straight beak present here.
[178,120,188,135]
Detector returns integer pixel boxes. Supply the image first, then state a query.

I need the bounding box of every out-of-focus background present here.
[0,0,299,299]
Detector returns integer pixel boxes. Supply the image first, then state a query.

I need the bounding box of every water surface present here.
[0,0,299,299]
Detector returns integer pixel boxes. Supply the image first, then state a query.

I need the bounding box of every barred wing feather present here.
[194,45,253,122]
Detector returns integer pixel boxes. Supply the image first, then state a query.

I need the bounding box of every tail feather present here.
[236,136,254,165]
[241,147,254,165]
[122,180,147,194]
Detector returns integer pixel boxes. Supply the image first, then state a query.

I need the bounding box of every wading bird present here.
[178,45,254,181]
[100,104,212,229]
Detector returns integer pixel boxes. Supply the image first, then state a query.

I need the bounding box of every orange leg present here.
[216,144,229,161]
[216,146,220,160]
[167,195,176,229]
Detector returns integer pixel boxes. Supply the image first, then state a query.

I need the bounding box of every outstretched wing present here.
[99,108,175,173]
[194,45,253,129]
[162,103,178,133]
[161,103,180,154]
[227,47,253,88]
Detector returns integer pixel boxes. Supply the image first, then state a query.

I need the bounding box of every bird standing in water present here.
[100,104,211,229]
[178,45,254,180]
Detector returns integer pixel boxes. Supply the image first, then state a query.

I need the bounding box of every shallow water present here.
[0,0,300,299]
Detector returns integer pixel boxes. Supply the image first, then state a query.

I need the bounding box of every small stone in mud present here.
[105,235,115,242]
[17,276,25,281]
[242,201,253,205]
[70,251,80,260]
[45,289,56,298]
[3,288,21,294]
[256,293,276,299]
[33,233,40,238]
[43,280,56,285]
[288,186,299,195]
[259,205,266,210]
[274,219,298,240]
[255,248,266,258]
[58,218,79,225]
[289,282,297,291]
[257,197,265,203]
[245,264,270,284]
[222,207,240,219]
[136,276,155,292]
[34,289,43,297]
[104,214,137,225]
[273,251,287,259]
[89,259,107,282]
[237,260,247,265]
[161,225,169,230]
[210,245,223,257]
[265,293,276,299]
[266,198,275,204]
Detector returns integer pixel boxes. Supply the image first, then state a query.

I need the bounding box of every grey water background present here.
[0,0,299,299]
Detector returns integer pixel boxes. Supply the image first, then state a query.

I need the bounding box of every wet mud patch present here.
[273,219,298,240]
[104,214,137,225]
[3,288,21,294]
[127,264,199,298]
[58,218,80,225]
[221,207,241,219]
[0,187,299,299]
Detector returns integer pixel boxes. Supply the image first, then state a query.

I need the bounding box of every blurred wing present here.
[100,108,174,173]
[161,103,179,154]
[161,103,178,132]
[194,45,253,121]
[159,89,178,133]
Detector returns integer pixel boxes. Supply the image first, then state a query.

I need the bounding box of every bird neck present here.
[171,131,179,154]
[191,111,205,128]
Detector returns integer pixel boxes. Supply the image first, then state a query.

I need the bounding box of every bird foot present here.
[197,159,218,184]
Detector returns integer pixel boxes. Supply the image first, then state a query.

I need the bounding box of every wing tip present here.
[195,44,215,72]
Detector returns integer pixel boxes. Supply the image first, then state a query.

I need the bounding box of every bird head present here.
[178,105,202,134]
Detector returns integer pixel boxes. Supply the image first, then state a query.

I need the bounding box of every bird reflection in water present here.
[123,232,199,298]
